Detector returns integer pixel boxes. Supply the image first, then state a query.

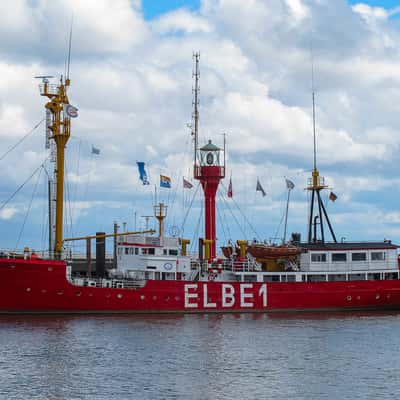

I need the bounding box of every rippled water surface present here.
[1,312,400,399]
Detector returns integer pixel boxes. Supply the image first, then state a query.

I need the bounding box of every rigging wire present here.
[0,118,45,162]
[218,187,247,239]
[0,156,50,213]
[64,161,74,243]
[14,165,44,250]
[272,208,286,244]
[70,138,82,227]
[40,165,50,253]
[216,199,228,245]
[180,182,201,235]
[219,191,232,241]
[219,181,261,241]
[190,199,203,254]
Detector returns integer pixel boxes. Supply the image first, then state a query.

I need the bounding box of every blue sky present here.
[142,0,398,19]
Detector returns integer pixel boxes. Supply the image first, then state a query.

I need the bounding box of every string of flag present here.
[134,163,339,201]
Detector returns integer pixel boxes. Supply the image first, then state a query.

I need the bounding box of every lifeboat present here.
[247,243,302,259]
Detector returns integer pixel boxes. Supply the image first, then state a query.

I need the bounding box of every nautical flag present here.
[256,179,266,197]
[183,178,193,189]
[329,191,338,202]
[91,145,100,155]
[160,175,171,188]
[137,161,150,185]
[285,178,295,190]
[64,103,78,118]
[227,177,233,198]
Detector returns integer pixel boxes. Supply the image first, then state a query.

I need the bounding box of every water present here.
[0,312,400,400]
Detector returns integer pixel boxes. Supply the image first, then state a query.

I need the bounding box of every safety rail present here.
[190,258,261,273]
[0,249,114,262]
[39,83,58,96]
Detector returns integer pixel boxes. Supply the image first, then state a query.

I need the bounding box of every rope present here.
[0,156,50,212]
[0,118,45,162]
[15,165,43,250]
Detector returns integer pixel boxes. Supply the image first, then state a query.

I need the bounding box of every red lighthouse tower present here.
[191,53,225,259]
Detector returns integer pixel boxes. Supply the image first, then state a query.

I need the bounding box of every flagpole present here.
[283,188,291,244]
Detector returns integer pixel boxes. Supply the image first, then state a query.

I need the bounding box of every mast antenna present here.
[311,46,317,172]
[66,15,74,82]
[192,52,200,167]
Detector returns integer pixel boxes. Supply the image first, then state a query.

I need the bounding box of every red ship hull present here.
[2,258,400,313]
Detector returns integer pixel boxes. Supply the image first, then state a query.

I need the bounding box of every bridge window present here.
[263,275,280,282]
[352,252,366,261]
[169,249,178,256]
[332,253,347,262]
[307,274,327,282]
[367,273,381,280]
[125,247,129,255]
[348,273,366,281]
[328,274,346,282]
[135,248,139,255]
[148,248,155,255]
[371,252,385,261]
[311,253,327,262]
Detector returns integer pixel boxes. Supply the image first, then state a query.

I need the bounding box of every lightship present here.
[1,53,400,314]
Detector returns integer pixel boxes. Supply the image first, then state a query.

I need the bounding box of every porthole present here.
[76,291,81,297]
[152,296,157,300]
[165,296,170,301]
[140,295,145,300]
[346,295,352,301]
[106,294,111,298]
[10,265,16,269]
[57,290,63,295]
[26,288,31,292]
[356,296,360,300]
[175,296,180,301]
[88,293,93,297]
[387,294,391,299]
[41,289,47,294]
[376,294,380,300]
[48,267,53,272]
[117,294,123,299]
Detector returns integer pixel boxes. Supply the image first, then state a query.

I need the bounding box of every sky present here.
[1,0,400,254]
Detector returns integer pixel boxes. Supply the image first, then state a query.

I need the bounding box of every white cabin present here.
[116,234,192,280]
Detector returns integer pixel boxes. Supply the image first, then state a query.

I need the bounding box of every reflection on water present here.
[1,312,400,399]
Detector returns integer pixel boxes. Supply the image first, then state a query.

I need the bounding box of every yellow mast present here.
[38,76,72,258]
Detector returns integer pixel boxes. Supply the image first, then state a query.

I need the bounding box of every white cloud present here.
[0,207,18,220]
[2,0,400,248]
[153,8,212,34]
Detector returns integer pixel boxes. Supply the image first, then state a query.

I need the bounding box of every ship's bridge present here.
[116,234,192,280]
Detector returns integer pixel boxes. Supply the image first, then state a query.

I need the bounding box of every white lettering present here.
[222,284,235,307]
[184,284,198,308]
[203,284,216,308]
[240,284,254,308]
[258,284,267,307]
